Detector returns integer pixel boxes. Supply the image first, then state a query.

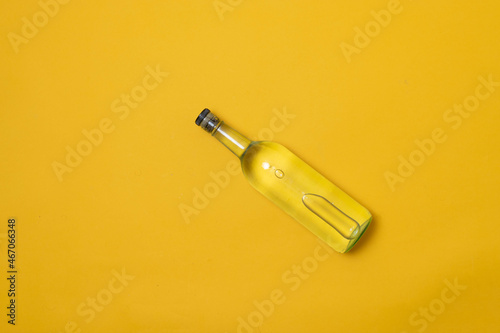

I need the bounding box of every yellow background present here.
[1,0,499,332]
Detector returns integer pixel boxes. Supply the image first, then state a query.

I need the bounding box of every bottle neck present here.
[197,110,251,158]
[213,122,251,158]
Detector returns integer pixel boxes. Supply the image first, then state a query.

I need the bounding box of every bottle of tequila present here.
[195,109,372,253]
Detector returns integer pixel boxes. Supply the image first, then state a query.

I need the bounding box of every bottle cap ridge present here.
[195,108,211,126]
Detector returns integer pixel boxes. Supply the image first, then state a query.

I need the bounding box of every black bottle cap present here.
[195,108,211,126]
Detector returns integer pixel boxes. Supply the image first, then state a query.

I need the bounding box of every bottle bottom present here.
[342,217,372,253]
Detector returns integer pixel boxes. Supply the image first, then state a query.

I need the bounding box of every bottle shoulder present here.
[241,141,297,170]
[247,141,287,152]
[241,141,287,160]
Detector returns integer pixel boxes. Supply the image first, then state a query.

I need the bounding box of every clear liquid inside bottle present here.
[241,142,371,253]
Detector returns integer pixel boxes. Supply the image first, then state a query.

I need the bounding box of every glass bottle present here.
[195,109,372,253]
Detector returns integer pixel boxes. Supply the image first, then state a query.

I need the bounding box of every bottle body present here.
[195,109,371,253]
[241,141,371,253]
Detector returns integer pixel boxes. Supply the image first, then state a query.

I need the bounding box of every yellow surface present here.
[1,0,499,332]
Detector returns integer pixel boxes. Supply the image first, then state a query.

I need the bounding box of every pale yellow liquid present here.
[240,141,371,253]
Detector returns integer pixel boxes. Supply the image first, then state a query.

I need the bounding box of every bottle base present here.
[343,218,372,253]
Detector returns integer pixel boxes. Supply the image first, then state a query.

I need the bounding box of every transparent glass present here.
[196,109,371,253]
[241,141,371,253]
